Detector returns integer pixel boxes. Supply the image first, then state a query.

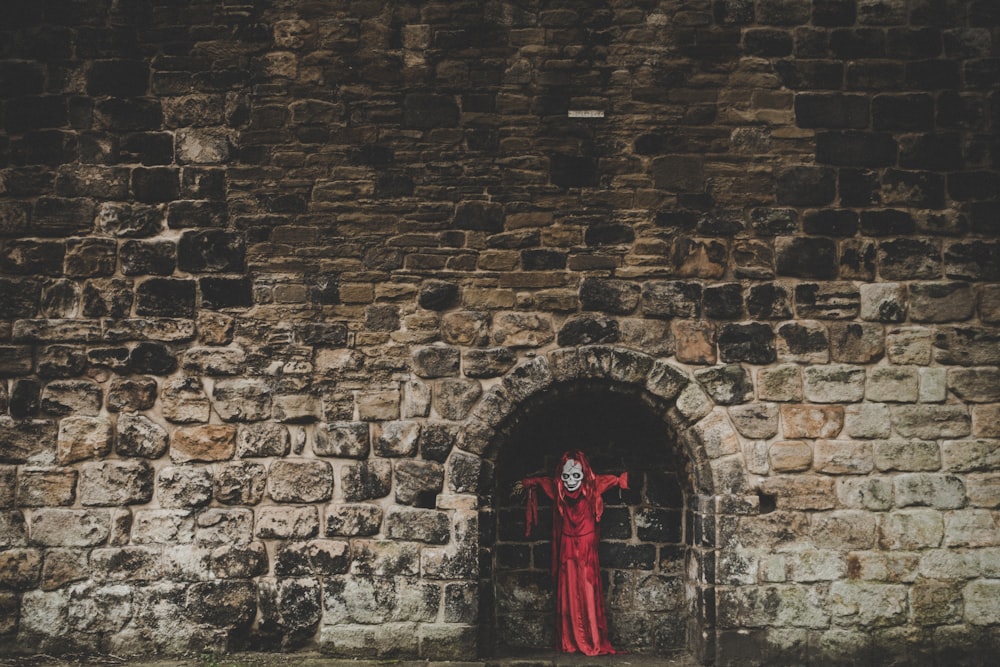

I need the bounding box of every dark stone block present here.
[4,96,68,133]
[129,341,177,375]
[120,240,176,276]
[719,323,776,364]
[135,277,196,317]
[846,61,905,91]
[873,93,935,131]
[585,223,635,246]
[775,166,835,206]
[776,237,838,279]
[882,170,945,209]
[37,345,87,379]
[860,210,916,236]
[803,210,859,236]
[774,60,843,89]
[634,133,666,155]
[654,210,699,231]
[840,240,877,281]
[777,321,829,357]
[748,208,797,236]
[965,59,1000,90]
[65,238,116,277]
[403,93,459,129]
[419,423,457,463]
[906,59,961,90]
[375,174,413,198]
[839,168,881,207]
[11,130,78,166]
[200,277,253,309]
[746,283,792,320]
[131,167,179,203]
[937,91,986,130]
[816,132,897,167]
[704,283,744,320]
[31,197,94,237]
[495,544,530,569]
[886,27,942,58]
[94,98,162,132]
[642,281,703,319]
[830,28,885,58]
[0,240,65,276]
[521,249,566,271]
[599,543,656,570]
[550,154,598,189]
[10,379,41,418]
[177,230,245,273]
[652,155,704,192]
[87,60,150,97]
[813,0,857,28]
[948,171,1000,202]
[744,29,793,57]
[82,279,133,318]
[580,278,640,315]
[713,0,754,24]
[121,132,174,165]
[365,304,399,332]
[878,239,943,280]
[418,281,459,311]
[636,508,683,543]
[945,241,1000,281]
[794,93,869,129]
[0,62,45,97]
[0,278,40,318]
[454,201,504,233]
[794,282,860,319]
[969,202,1000,235]
[181,169,226,201]
[167,201,227,229]
[557,314,620,346]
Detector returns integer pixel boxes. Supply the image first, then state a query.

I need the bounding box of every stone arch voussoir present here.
[449,345,751,498]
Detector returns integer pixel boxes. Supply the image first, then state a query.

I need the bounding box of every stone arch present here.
[443,345,754,661]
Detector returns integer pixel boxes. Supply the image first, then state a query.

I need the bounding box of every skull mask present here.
[561,459,584,492]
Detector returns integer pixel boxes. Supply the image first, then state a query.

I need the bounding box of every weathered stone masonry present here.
[1,0,999,664]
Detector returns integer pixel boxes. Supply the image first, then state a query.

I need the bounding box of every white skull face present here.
[561,459,584,492]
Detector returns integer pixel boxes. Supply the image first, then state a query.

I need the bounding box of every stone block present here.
[30,508,110,547]
[843,403,892,439]
[919,367,947,403]
[0,548,42,590]
[949,368,1000,403]
[874,440,941,472]
[972,405,1000,438]
[131,509,194,544]
[880,509,944,549]
[944,509,999,548]
[161,377,211,424]
[776,320,829,363]
[386,508,450,544]
[757,475,836,511]
[829,581,908,628]
[964,580,1000,625]
[171,425,236,462]
[374,421,420,457]
[829,322,885,363]
[893,405,971,439]
[811,510,878,549]
[756,364,803,402]
[16,466,77,507]
[116,413,168,459]
[39,380,100,417]
[462,347,517,378]
[195,508,254,548]
[107,377,157,413]
[181,346,247,376]
[729,402,779,439]
[315,422,370,458]
[694,364,753,406]
[492,311,554,348]
[341,460,392,502]
[934,326,1000,366]
[965,473,1000,508]
[641,281,702,318]
[79,460,154,506]
[866,366,920,403]
[814,439,874,475]
[326,503,382,537]
[237,422,290,458]
[212,378,271,422]
[211,542,268,579]
[40,548,88,590]
[157,466,213,509]
[803,365,866,403]
[941,439,1000,473]
[894,473,966,509]
[910,282,976,322]
[0,418,56,465]
[357,390,400,421]
[837,477,894,511]
[670,320,715,364]
[268,460,333,503]
[395,459,444,506]
[769,440,813,472]
[795,282,860,319]
[781,404,845,439]
[256,506,319,539]
[214,461,266,505]
[412,344,460,378]
[56,416,112,465]
[776,236,838,279]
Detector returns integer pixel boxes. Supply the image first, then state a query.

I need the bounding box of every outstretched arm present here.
[516,474,557,500]
[595,471,628,495]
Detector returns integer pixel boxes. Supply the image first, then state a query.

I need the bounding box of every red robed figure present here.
[520,450,628,656]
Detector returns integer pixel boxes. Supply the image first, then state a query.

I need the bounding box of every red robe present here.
[522,457,627,656]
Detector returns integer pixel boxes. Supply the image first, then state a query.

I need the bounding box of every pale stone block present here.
[844,551,919,582]
[873,439,940,472]
[944,509,999,547]
[29,509,110,547]
[941,439,1000,472]
[784,548,846,582]
[803,364,866,403]
[157,465,213,508]
[16,467,77,507]
[866,366,919,402]
[492,311,554,348]
[780,404,844,438]
[757,364,803,402]
[879,510,943,549]
[918,367,947,403]
[693,408,741,459]
[170,424,237,462]
[374,420,420,457]
[972,404,1000,437]
[769,440,812,473]
[886,326,932,365]
[965,473,1000,508]
[674,382,713,422]
[131,509,195,544]
[161,377,211,424]
[892,405,971,439]
[964,579,1000,625]
[268,459,333,503]
[729,402,780,439]
[56,416,112,465]
[757,476,836,511]
[919,549,980,580]
[212,378,272,422]
[810,510,877,549]
[843,403,892,439]
[829,581,908,628]
[357,390,400,421]
[814,439,874,475]
[742,440,769,475]
[402,380,431,418]
[79,460,154,506]
[256,505,319,539]
[195,508,253,547]
[893,473,966,509]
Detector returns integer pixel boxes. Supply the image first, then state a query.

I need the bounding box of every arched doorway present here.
[451,347,731,662]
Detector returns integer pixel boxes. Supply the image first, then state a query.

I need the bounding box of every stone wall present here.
[1,0,998,664]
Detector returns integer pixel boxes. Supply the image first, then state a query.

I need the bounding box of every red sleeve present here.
[522,475,557,500]
[595,472,627,495]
